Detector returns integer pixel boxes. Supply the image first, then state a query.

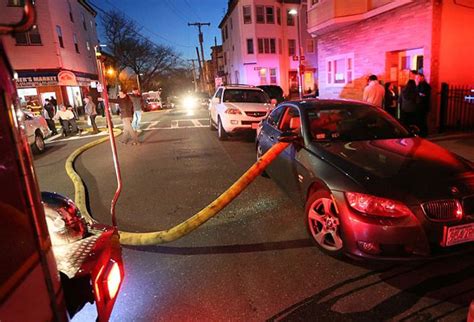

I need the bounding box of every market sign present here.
[16,75,58,88]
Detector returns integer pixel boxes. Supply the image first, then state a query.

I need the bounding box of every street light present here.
[289,8,303,100]
[136,73,144,93]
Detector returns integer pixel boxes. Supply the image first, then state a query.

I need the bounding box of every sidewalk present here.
[428,132,474,162]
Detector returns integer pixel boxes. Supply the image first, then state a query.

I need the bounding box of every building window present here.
[68,0,74,22]
[256,6,265,24]
[56,25,64,48]
[270,68,277,84]
[225,25,228,39]
[73,33,79,53]
[221,28,225,42]
[90,20,94,29]
[288,39,296,56]
[230,18,233,30]
[247,38,254,54]
[287,10,295,26]
[326,54,354,86]
[243,6,252,24]
[307,39,315,53]
[277,7,281,25]
[259,68,267,85]
[81,13,87,30]
[257,38,276,54]
[7,0,24,6]
[86,40,91,52]
[14,24,41,45]
[266,6,274,24]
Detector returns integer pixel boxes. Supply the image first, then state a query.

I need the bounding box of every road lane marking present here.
[146,121,159,130]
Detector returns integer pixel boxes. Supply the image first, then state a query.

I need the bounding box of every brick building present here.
[1,0,99,112]
[219,0,318,96]
[307,0,474,131]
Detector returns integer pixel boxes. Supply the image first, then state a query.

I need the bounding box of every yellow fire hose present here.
[65,130,290,246]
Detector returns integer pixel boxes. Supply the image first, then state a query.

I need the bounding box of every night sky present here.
[89,0,227,61]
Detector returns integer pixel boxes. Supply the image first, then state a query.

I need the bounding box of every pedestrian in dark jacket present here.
[399,80,419,129]
[84,96,99,134]
[43,99,58,135]
[416,73,431,137]
[109,90,139,145]
[383,82,398,119]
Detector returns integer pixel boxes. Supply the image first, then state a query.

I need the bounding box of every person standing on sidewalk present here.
[363,75,385,108]
[130,88,144,132]
[109,90,139,145]
[416,73,431,137]
[84,96,99,134]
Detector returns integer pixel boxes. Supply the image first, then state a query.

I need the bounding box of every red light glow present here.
[345,192,412,218]
[106,262,122,300]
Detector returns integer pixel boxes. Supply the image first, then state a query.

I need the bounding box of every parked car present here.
[143,98,162,112]
[257,85,285,104]
[256,99,474,259]
[21,109,50,153]
[209,85,272,140]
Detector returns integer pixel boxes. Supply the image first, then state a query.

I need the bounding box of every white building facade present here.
[219,0,318,97]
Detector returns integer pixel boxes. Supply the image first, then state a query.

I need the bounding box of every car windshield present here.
[305,104,411,141]
[223,89,268,103]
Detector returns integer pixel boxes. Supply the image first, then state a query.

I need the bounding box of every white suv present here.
[209,85,273,140]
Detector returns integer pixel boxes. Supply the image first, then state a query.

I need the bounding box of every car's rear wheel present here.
[256,141,269,178]
[32,131,45,154]
[209,113,216,131]
[217,117,227,140]
[305,190,344,255]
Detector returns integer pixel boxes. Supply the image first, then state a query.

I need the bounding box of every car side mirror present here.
[211,97,220,104]
[278,131,301,143]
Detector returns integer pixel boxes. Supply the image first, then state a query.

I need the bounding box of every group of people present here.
[363,71,431,137]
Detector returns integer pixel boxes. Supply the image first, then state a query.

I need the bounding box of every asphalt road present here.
[34,106,474,321]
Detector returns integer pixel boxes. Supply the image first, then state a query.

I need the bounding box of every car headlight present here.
[183,96,197,108]
[224,108,242,115]
[345,192,412,218]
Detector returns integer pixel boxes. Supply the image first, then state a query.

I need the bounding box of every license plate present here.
[444,223,474,246]
[251,123,259,129]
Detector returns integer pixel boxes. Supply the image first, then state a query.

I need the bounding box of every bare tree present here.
[101,10,186,92]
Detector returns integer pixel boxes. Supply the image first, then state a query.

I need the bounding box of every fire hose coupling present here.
[66,130,290,246]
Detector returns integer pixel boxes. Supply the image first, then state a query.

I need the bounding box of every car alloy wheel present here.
[32,132,45,154]
[217,117,227,140]
[306,193,343,252]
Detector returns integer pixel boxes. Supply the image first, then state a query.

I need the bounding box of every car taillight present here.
[345,192,412,218]
[224,108,242,114]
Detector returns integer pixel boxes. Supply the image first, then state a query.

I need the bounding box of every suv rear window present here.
[223,89,268,103]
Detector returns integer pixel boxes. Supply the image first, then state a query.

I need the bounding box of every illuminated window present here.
[326,54,354,86]
[270,68,277,84]
[247,39,254,54]
[243,6,252,24]
[287,10,295,26]
[86,40,91,52]
[259,68,267,85]
[266,6,274,24]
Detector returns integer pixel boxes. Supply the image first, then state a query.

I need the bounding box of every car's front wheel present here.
[305,190,344,255]
[32,131,45,154]
[217,117,227,140]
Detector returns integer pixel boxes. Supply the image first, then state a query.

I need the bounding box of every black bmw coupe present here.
[256,99,474,259]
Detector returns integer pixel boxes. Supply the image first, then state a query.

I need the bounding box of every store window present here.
[256,6,265,23]
[266,6,274,24]
[270,68,277,84]
[73,34,79,53]
[247,39,254,54]
[243,6,252,24]
[287,10,295,26]
[288,39,296,56]
[259,68,267,85]
[56,25,64,48]
[15,24,42,45]
[326,54,354,86]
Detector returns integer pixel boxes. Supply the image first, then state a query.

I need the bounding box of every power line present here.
[183,0,202,20]
[163,0,189,23]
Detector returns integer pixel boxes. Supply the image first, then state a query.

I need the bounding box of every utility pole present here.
[188,59,198,92]
[195,47,203,91]
[188,22,210,93]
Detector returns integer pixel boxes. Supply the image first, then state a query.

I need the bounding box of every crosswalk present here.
[45,118,210,143]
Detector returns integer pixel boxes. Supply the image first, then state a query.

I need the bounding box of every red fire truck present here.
[0,2,123,321]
